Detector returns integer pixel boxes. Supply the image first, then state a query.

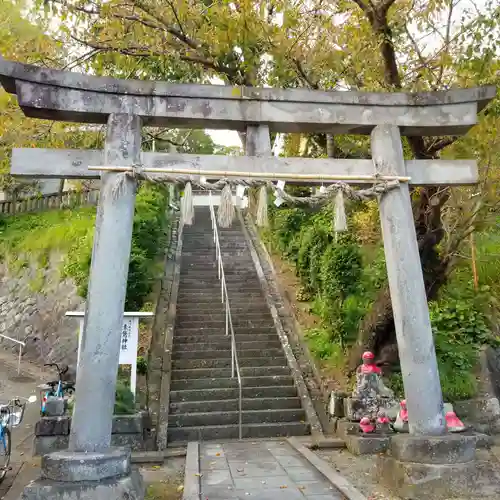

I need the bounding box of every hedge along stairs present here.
[168,207,311,443]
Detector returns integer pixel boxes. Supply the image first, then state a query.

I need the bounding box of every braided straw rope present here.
[112,165,400,206]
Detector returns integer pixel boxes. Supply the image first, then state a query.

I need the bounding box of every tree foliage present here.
[0,1,103,196]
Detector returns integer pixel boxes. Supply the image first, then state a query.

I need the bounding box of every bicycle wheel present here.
[0,427,11,483]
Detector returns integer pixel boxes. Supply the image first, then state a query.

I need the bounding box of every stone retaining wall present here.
[33,412,152,456]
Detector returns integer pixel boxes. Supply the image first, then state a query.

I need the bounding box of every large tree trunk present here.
[348,185,451,372]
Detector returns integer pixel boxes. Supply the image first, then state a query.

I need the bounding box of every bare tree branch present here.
[294,59,319,89]
[436,0,456,85]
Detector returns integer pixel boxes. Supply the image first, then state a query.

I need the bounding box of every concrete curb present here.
[182,441,201,500]
[238,210,323,438]
[157,217,185,450]
[287,437,367,500]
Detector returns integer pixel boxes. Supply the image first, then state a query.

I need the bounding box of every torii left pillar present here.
[21,114,145,499]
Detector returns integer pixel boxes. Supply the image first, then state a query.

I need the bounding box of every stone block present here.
[389,434,476,465]
[140,411,153,431]
[376,455,477,500]
[455,397,500,425]
[35,416,71,436]
[336,419,358,438]
[21,468,144,500]
[33,435,70,456]
[33,433,146,456]
[41,448,130,482]
[112,414,143,434]
[111,433,146,451]
[344,396,399,421]
[474,432,493,449]
[328,391,346,418]
[44,397,65,417]
[345,434,390,455]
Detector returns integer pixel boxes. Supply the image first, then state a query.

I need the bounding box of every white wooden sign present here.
[66,311,154,396]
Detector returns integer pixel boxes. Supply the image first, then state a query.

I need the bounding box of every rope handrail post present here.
[0,334,26,375]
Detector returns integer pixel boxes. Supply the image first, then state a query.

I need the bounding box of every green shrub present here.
[62,184,170,310]
[136,356,148,376]
[320,238,362,299]
[114,380,136,414]
[305,327,343,362]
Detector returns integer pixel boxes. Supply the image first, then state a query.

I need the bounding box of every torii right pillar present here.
[372,124,477,499]
[373,124,445,435]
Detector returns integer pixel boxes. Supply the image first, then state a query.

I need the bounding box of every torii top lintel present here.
[0,58,496,136]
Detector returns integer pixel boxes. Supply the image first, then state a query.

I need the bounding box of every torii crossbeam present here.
[0,56,495,500]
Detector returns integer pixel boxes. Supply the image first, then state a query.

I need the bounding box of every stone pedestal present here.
[20,448,144,500]
[343,396,398,422]
[33,413,152,456]
[44,396,66,417]
[376,434,478,499]
[345,434,390,455]
[455,397,500,434]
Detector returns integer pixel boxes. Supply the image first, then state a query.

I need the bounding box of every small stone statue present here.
[376,410,392,434]
[359,351,381,374]
[445,411,466,433]
[359,417,375,434]
[393,399,409,433]
[344,351,398,421]
[355,352,395,398]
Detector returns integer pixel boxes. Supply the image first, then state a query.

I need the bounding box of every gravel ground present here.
[314,446,500,500]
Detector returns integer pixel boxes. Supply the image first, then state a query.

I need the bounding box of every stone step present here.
[168,408,306,427]
[177,284,263,292]
[172,357,286,370]
[169,397,302,414]
[177,292,264,301]
[171,366,289,379]
[181,255,251,260]
[175,309,271,318]
[169,385,298,402]
[174,314,273,326]
[173,331,277,341]
[179,274,259,281]
[178,281,261,289]
[171,348,284,360]
[170,375,294,391]
[173,340,281,351]
[177,297,269,314]
[167,421,310,443]
[182,243,248,249]
[174,319,274,330]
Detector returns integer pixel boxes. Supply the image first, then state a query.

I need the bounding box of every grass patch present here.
[0,208,96,267]
[145,481,184,500]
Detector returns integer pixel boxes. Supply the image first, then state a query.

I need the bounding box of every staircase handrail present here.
[208,191,243,440]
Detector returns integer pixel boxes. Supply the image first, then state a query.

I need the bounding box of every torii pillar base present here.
[20,448,144,500]
[376,434,479,499]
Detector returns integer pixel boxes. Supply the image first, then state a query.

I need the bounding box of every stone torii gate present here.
[0,57,495,499]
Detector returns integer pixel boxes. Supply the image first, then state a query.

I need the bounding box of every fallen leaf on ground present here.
[177,485,184,492]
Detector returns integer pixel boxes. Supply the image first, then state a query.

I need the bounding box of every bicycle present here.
[40,363,75,416]
[0,395,37,484]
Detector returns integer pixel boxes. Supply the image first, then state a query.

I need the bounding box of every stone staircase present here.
[167,207,310,443]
